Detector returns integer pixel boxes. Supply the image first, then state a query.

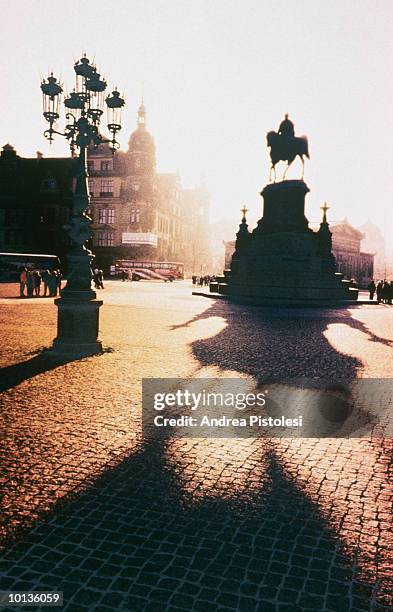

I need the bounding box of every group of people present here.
[192,274,216,286]
[368,280,393,304]
[19,268,61,298]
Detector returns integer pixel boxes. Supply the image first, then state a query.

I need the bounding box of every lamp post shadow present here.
[0,348,108,394]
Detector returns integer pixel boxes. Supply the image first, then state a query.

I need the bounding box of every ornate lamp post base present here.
[51,293,103,358]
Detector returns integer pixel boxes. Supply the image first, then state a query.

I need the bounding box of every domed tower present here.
[124,101,157,240]
[127,101,156,178]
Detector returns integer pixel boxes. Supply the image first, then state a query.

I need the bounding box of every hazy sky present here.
[1,0,392,238]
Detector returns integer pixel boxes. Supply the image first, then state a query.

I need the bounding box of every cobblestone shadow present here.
[0,437,386,611]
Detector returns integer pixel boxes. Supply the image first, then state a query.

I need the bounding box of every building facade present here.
[0,144,74,259]
[358,220,391,279]
[330,218,374,286]
[88,103,211,275]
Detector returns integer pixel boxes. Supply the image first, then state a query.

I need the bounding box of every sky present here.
[1,0,392,239]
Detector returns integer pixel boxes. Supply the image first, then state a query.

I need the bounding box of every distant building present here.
[0,144,73,258]
[182,185,211,274]
[0,103,212,275]
[223,216,374,286]
[330,218,374,285]
[358,220,390,279]
[223,240,235,271]
[87,102,211,273]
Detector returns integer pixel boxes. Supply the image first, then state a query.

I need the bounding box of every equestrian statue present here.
[267,115,310,182]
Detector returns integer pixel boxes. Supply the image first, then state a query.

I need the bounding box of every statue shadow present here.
[176,301,390,381]
[1,436,381,609]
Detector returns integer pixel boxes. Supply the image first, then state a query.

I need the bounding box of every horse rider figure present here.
[278,114,295,140]
[267,114,309,182]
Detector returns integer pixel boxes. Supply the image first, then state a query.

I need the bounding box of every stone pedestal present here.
[256,180,311,234]
[222,180,358,306]
[51,291,103,357]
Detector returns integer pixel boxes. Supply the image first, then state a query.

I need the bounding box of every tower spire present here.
[137,98,146,128]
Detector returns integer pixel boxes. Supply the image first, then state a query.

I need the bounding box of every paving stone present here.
[0,282,392,611]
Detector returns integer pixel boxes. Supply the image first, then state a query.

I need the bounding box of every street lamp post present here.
[41,55,125,357]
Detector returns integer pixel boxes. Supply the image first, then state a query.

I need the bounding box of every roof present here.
[128,126,155,152]
[0,144,75,208]
[330,220,364,240]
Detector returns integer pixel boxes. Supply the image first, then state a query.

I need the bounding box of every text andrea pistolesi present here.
[142,379,304,438]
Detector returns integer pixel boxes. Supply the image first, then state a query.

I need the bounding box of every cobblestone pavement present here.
[0,281,392,611]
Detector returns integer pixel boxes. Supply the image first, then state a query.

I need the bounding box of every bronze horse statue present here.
[267,120,310,182]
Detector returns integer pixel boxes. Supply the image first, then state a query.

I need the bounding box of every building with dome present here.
[88,102,211,274]
[0,103,212,276]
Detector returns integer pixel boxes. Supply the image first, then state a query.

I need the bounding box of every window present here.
[97,231,114,247]
[135,159,141,169]
[40,177,58,192]
[100,179,113,196]
[98,209,115,224]
[133,183,140,191]
[101,160,112,172]
[130,209,140,223]
[88,178,94,195]
[87,160,94,172]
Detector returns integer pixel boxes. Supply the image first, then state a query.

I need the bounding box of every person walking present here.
[376,280,383,303]
[55,270,62,296]
[42,270,50,296]
[26,269,34,298]
[33,270,42,297]
[367,280,376,301]
[48,270,58,297]
[382,280,390,304]
[388,281,393,305]
[19,267,27,297]
[93,268,100,290]
[97,269,104,289]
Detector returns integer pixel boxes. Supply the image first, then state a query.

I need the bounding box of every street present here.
[0,280,392,611]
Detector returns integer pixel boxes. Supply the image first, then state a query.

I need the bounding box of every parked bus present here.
[0,252,61,282]
[112,260,184,281]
